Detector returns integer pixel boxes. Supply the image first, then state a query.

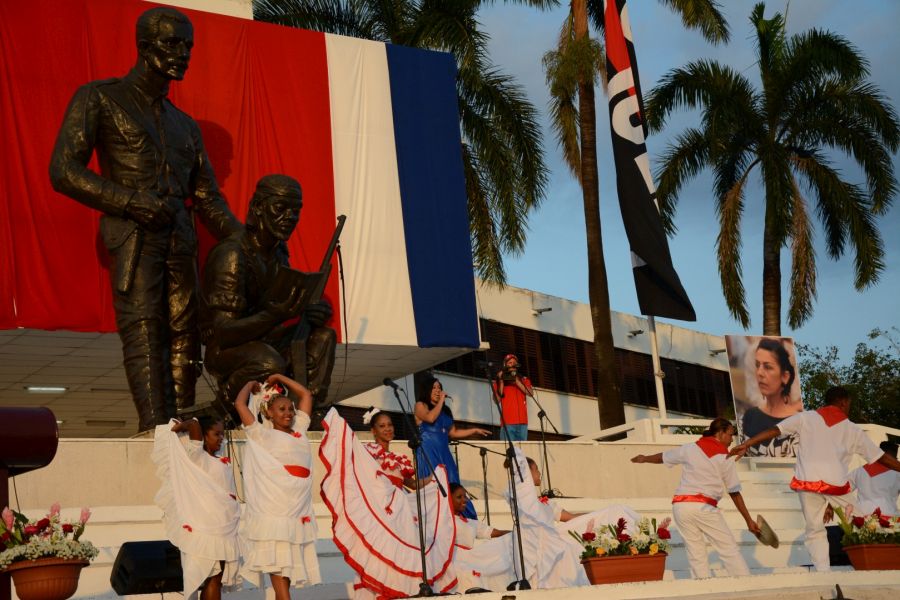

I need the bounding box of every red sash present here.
[816,405,848,427]
[284,464,311,478]
[863,462,890,478]
[789,476,850,495]
[672,494,718,507]
[696,436,728,458]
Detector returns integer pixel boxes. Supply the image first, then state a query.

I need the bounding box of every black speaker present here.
[110,540,183,595]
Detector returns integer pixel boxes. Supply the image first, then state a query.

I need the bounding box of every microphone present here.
[444,394,453,401]
[382,378,399,390]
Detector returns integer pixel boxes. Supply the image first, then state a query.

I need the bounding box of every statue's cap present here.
[254,174,302,199]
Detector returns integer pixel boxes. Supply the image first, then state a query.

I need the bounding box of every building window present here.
[432,319,732,418]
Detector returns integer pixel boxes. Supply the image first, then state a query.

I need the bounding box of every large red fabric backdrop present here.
[0,0,340,339]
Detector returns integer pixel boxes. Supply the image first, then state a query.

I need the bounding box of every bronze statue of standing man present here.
[49,7,241,432]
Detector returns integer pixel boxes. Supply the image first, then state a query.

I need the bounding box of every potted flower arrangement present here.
[834,507,900,571]
[569,516,670,585]
[0,503,99,600]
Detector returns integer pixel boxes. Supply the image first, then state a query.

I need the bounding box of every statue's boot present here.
[119,320,170,433]
[171,332,199,413]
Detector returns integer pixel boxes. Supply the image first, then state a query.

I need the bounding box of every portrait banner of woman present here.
[725,335,804,458]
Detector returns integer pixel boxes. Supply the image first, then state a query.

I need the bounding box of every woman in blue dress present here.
[414,376,490,519]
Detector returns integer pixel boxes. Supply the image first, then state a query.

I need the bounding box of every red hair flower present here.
[220,456,232,465]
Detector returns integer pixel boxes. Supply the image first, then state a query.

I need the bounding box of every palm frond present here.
[716,174,750,327]
[653,128,711,234]
[254,0,379,39]
[645,60,758,132]
[786,178,816,328]
[462,143,506,283]
[659,0,730,44]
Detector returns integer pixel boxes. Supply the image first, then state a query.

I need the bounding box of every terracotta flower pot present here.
[844,544,900,571]
[4,557,88,600]
[581,552,667,585]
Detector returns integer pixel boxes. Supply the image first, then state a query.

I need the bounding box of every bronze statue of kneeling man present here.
[201,174,336,411]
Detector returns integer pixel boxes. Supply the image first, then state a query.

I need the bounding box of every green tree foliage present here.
[253,0,553,284]
[797,328,900,429]
[646,2,900,335]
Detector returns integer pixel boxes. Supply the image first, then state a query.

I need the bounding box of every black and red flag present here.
[603,0,696,321]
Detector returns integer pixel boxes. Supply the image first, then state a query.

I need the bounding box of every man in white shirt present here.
[731,386,900,571]
[849,441,900,516]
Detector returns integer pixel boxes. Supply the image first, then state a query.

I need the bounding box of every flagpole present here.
[647,316,667,419]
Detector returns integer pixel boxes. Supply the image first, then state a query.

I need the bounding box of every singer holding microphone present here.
[414,376,490,519]
[493,354,534,442]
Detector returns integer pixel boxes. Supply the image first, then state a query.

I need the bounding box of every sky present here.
[475,0,900,359]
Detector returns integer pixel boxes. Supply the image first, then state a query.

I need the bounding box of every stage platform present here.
[6,436,900,599]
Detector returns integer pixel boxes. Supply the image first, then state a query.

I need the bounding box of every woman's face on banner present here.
[755,348,789,398]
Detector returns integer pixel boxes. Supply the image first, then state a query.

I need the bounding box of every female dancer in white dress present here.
[320,407,457,598]
[152,417,240,600]
[234,374,320,599]
[450,483,511,593]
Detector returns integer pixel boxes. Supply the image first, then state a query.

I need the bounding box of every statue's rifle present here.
[290,214,346,388]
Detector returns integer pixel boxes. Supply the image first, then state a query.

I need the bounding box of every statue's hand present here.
[126,191,175,231]
[304,301,332,327]
[266,285,305,321]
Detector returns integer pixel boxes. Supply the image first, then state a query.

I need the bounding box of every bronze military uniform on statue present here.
[49,7,241,431]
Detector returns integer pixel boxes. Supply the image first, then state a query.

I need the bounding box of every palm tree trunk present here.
[762,216,781,335]
[574,0,625,428]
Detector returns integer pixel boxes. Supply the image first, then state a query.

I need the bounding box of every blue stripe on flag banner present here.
[385,44,479,348]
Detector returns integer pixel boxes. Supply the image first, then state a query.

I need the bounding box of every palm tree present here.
[253,0,554,285]
[646,2,899,335]
[542,0,728,428]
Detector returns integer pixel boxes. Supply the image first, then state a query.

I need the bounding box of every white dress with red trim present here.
[320,408,457,599]
[453,515,516,592]
[240,412,320,588]
[152,422,241,600]
[505,448,588,589]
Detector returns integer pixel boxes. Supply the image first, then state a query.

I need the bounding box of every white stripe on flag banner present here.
[325,34,417,345]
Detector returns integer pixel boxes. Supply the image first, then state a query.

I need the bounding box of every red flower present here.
[617,533,631,543]
[302,516,311,524]
[581,531,596,542]
[23,525,39,536]
[182,524,193,532]
[538,496,550,504]
[878,516,891,528]
[657,527,671,540]
[0,531,11,543]
[62,523,74,533]
[873,507,883,517]
[292,432,301,438]
[220,456,232,465]
[616,517,627,535]
[36,518,50,530]
[852,516,866,528]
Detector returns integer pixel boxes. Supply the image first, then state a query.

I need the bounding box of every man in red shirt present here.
[493,354,533,441]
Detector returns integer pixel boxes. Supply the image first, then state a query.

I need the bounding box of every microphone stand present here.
[528,390,563,498]
[389,384,446,597]
[450,439,505,525]
[481,365,530,591]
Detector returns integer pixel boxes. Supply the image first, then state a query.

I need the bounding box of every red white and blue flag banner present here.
[604,0,696,321]
[0,0,479,349]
